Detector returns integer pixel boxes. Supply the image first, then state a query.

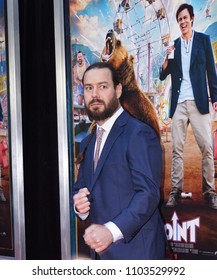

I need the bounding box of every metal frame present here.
[53,0,72,260]
[0,0,25,259]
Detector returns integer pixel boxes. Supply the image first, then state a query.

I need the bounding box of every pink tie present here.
[94,127,104,171]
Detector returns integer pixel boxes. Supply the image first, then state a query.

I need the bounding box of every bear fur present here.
[100,29,160,138]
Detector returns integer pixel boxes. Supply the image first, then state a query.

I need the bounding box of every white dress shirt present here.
[178,31,195,103]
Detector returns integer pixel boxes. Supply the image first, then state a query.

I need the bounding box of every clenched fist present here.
[73,187,90,214]
[83,224,113,253]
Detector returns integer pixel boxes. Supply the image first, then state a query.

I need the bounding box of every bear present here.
[100,29,160,138]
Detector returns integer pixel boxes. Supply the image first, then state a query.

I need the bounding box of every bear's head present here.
[100,29,130,69]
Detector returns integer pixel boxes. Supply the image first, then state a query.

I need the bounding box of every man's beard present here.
[85,96,119,122]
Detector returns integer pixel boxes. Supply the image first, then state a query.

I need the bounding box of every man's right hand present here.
[162,44,175,70]
[73,187,90,214]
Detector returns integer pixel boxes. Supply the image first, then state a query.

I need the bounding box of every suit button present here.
[179,78,182,81]
[177,90,180,93]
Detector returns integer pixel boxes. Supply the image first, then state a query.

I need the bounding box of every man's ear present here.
[116,83,122,99]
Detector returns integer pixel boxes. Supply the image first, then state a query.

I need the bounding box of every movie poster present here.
[0,0,14,258]
[69,0,217,259]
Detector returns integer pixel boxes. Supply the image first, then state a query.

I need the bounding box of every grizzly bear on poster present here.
[100,29,160,137]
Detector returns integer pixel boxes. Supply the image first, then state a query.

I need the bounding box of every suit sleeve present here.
[159,63,171,81]
[112,125,162,243]
[205,35,217,104]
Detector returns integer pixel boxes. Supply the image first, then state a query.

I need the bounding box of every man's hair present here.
[82,62,120,88]
[176,3,194,25]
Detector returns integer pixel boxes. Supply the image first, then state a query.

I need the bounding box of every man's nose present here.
[92,87,99,98]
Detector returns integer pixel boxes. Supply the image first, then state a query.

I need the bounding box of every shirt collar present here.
[181,29,194,43]
[97,107,124,134]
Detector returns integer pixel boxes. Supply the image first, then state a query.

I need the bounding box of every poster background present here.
[69,0,217,259]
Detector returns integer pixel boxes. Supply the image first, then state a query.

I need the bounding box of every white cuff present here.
[74,205,89,220]
[104,221,123,243]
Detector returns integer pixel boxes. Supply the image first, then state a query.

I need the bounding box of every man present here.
[73,62,166,260]
[73,51,89,106]
[159,4,217,209]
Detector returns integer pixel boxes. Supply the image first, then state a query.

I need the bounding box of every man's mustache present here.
[88,99,105,106]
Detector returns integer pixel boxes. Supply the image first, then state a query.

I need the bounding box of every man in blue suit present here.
[159,3,217,209]
[73,62,166,260]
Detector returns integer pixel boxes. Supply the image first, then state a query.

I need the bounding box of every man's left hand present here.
[83,224,113,253]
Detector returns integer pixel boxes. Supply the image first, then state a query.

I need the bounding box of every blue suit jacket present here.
[160,31,217,118]
[74,111,166,260]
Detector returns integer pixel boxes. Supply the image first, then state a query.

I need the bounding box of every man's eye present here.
[85,86,92,91]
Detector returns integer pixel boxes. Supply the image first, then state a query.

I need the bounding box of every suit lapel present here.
[89,111,129,190]
[190,32,200,68]
[175,38,182,73]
